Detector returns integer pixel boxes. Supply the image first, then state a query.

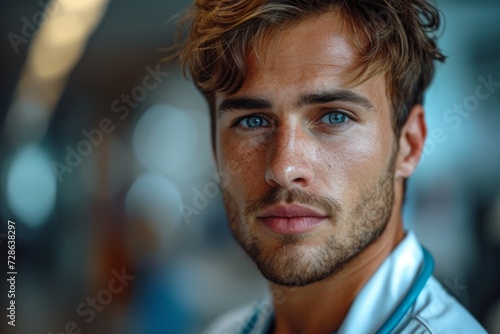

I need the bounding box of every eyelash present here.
[232,110,353,131]
[232,114,271,131]
[317,110,353,129]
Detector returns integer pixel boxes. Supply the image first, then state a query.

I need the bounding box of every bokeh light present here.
[133,104,210,179]
[125,173,183,241]
[6,144,57,229]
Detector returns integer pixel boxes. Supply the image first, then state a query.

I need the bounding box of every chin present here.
[246,237,349,288]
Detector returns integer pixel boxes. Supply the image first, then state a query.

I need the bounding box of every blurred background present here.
[0,0,499,333]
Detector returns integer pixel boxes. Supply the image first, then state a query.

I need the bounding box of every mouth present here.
[257,204,328,235]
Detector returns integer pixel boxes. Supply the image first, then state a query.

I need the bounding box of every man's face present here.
[214,13,399,287]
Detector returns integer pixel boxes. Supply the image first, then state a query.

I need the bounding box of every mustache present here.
[243,187,342,218]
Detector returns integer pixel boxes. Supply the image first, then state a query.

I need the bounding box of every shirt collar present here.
[338,231,423,333]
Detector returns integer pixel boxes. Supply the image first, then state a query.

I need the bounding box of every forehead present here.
[254,12,355,79]
[216,12,389,111]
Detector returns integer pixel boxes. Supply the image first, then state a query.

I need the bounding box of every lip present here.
[257,204,328,235]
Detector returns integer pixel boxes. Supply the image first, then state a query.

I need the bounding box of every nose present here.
[265,125,315,189]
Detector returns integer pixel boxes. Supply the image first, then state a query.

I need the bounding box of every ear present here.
[396,104,427,179]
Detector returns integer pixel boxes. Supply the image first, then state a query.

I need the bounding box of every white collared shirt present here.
[203,231,487,334]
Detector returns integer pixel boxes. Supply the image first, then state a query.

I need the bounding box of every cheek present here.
[318,128,392,199]
[216,134,269,201]
[352,134,394,184]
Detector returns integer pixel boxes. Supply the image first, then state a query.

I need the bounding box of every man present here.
[172,0,486,333]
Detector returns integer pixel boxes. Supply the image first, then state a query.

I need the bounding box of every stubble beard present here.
[221,150,397,288]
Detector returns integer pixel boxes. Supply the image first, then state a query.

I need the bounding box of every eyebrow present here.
[217,97,272,117]
[217,89,375,116]
[294,89,375,111]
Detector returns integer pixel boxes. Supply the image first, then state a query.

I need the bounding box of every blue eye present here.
[238,115,270,128]
[320,112,348,125]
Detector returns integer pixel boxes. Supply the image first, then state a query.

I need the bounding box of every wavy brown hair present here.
[170,0,446,137]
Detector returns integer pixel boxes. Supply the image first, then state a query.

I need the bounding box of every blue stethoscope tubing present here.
[375,246,434,334]
[241,246,434,334]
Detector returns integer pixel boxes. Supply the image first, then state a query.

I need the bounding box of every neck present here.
[269,213,405,334]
